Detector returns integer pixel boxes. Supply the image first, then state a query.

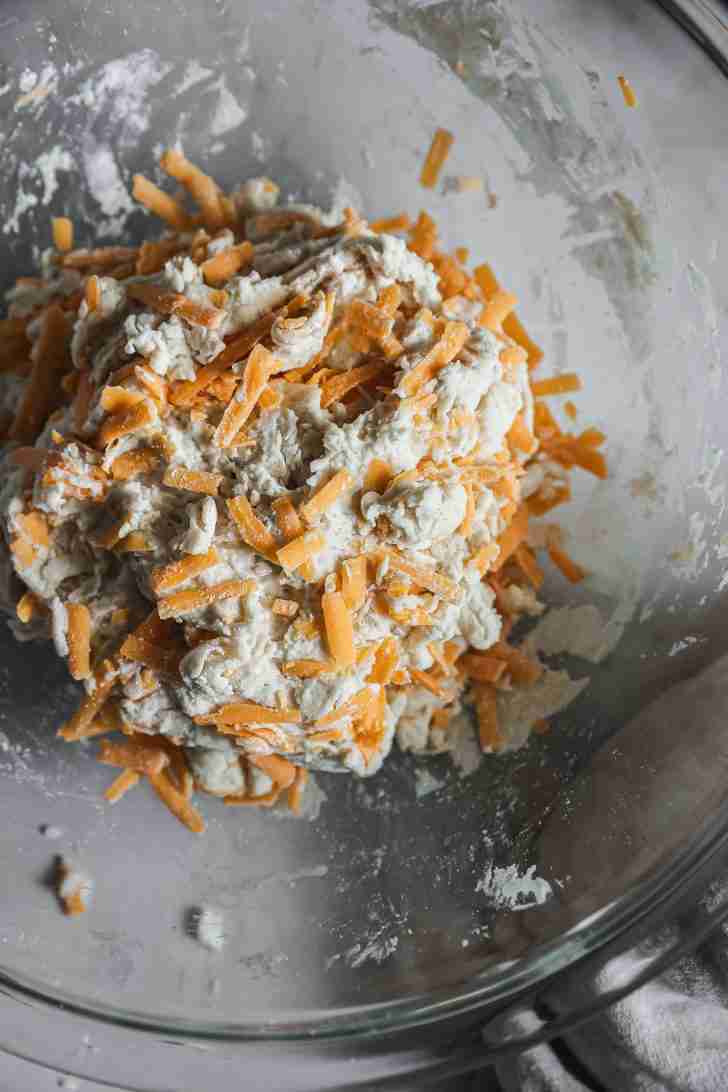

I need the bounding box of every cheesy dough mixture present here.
[0,151,603,829]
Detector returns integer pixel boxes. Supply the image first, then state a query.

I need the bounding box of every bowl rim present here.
[3,781,728,1046]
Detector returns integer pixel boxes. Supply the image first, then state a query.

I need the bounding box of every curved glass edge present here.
[654,0,728,75]
[0,0,724,1064]
[1,817,728,1092]
[3,787,728,1048]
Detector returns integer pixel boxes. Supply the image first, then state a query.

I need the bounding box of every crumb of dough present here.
[56,857,93,916]
[188,905,226,951]
[0,150,606,830]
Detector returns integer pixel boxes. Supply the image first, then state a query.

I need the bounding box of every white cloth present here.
[474,924,728,1091]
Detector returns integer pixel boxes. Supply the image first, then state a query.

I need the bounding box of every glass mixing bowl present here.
[0,0,727,1087]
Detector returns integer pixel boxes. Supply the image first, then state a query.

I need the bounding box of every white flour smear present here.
[476,863,552,911]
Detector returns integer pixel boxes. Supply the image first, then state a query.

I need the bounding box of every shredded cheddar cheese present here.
[214,343,278,448]
[67,603,92,681]
[617,74,637,108]
[132,174,191,230]
[195,701,301,727]
[157,578,255,620]
[300,469,352,524]
[531,373,582,396]
[277,530,325,573]
[104,768,140,803]
[420,128,454,189]
[548,543,587,584]
[227,494,278,561]
[340,556,367,611]
[52,217,74,253]
[163,466,222,495]
[151,548,220,594]
[321,591,355,668]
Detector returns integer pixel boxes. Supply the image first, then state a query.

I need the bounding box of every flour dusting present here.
[415,765,445,798]
[174,60,214,96]
[80,139,136,234]
[476,863,552,910]
[189,905,226,952]
[4,185,38,235]
[34,147,75,205]
[208,75,248,137]
[328,933,399,969]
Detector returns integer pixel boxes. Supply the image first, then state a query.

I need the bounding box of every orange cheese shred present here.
[16,510,50,547]
[227,494,278,561]
[348,298,394,340]
[459,653,507,684]
[321,591,355,668]
[52,217,74,252]
[340,556,367,611]
[195,701,301,727]
[148,770,205,833]
[531,373,582,396]
[507,413,535,454]
[127,283,224,329]
[492,505,529,572]
[213,343,279,448]
[383,549,461,603]
[420,128,454,189]
[136,238,184,276]
[62,246,138,270]
[200,241,254,286]
[98,736,170,777]
[400,321,468,396]
[368,636,399,685]
[100,386,146,415]
[480,290,518,332]
[159,147,226,233]
[16,590,41,623]
[319,362,385,409]
[370,213,411,233]
[314,688,375,729]
[283,659,335,678]
[513,543,544,588]
[488,642,543,685]
[473,264,543,366]
[58,660,119,741]
[363,459,393,494]
[98,399,155,448]
[67,603,92,681]
[277,530,325,573]
[473,683,501,752]
[157,578,255,620]
[10,304,70,444]
[618,75,638,108]
[151,548,220,594]
[132,174,191,230]
[272,495,304,542]
[300,469,352,524]
[409,668,450,699]
[548,543,587,584]
[163,466,222,495]
[104,768,140,803]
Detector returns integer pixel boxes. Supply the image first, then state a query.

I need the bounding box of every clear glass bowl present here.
[0,1,727,1087]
